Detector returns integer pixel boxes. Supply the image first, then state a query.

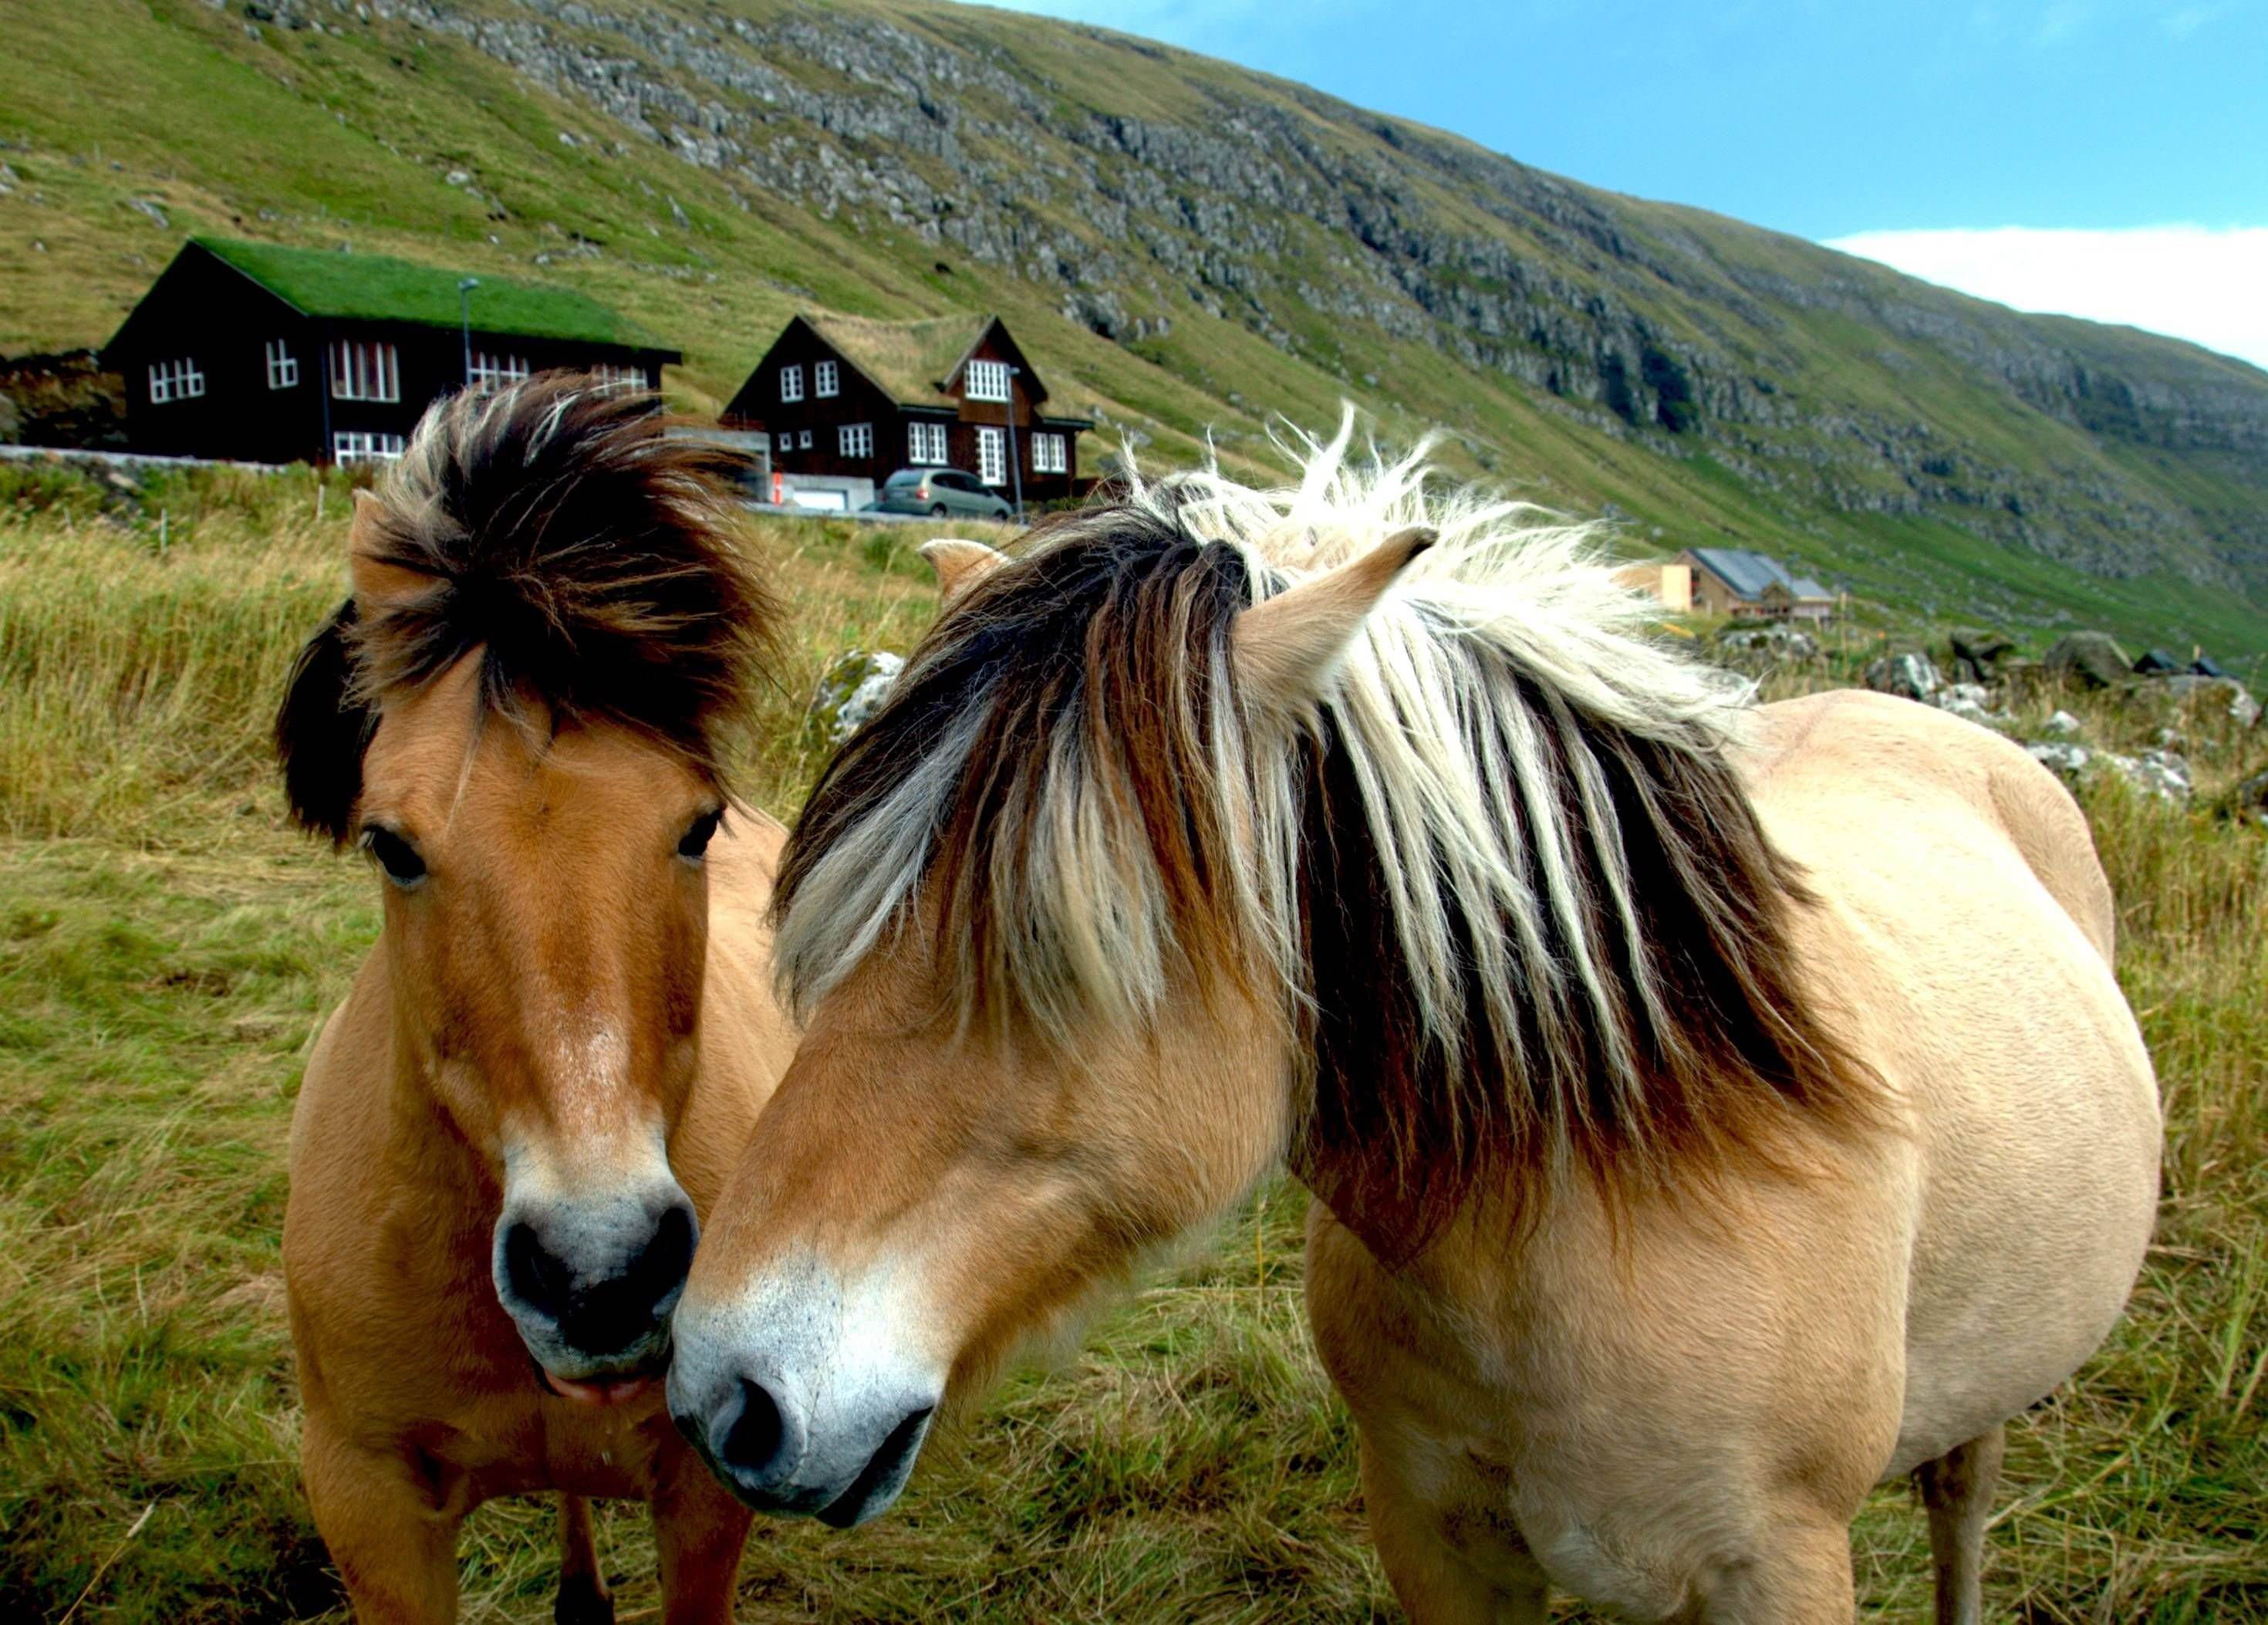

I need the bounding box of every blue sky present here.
[972,1,2268,367]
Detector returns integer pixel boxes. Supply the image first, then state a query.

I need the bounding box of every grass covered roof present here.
[194,237,672,353]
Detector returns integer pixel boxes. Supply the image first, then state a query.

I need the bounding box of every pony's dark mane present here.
[277,375,777,843]
[1292,649,1868,1248]
[771,441,1877,1246]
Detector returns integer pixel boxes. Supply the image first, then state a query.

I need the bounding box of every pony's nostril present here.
[501,1219,571,1315]
[721,1377,787,1479]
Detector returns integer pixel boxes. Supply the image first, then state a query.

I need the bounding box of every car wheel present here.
[930,503,947,518]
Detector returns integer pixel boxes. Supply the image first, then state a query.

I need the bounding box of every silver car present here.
[873,467,1014,520]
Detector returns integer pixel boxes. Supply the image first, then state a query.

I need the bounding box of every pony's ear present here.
[275,596,374,847]
[1231,525,1435,715]
[919,538,1007,608]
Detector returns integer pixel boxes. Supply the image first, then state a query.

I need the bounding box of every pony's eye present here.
[362,826,427,887]
[678,809,724,862]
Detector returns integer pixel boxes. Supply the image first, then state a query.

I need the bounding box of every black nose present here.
[501,1201,697,1356]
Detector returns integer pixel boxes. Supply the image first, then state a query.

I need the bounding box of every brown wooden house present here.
[101,238,678,466]
[724,313,1089,505]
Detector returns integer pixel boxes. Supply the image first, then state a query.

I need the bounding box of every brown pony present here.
[278,379,798,1622]
[669,427,2160,1620]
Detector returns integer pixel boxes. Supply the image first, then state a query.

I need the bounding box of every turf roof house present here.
[725,313,1090,504]
[1677,546,1839,622]
[102,238,678,465]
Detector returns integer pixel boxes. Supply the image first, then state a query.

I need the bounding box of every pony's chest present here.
[410,1394,670,1508]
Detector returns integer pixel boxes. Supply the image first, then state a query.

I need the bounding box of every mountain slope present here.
[5,0,2266,669]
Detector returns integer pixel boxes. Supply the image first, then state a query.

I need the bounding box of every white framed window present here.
[907,421,948,465]
[798,429,812,449]
[976,425,1006,485]
[332,431,406,465]
[778,363,804,403]
[814,360,839,397]
[147,357,205,404]
[467,350,531,389]
[1031,431,1067,475]
[589,363,647,393]
[265,340,299,390]
[837,422,873,459]
[964,359,1011,402]
[330,340,400,403]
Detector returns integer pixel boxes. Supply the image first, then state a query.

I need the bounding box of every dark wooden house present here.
[724,312,1089,504]
[101,238,679,465]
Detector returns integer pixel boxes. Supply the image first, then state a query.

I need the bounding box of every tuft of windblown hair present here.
[772,414,1876,1245]
[277,373,778,843]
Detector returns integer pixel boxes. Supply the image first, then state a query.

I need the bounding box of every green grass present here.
[2,0,2265,674]
[1,477,2263,1620]
[189,236,665,349]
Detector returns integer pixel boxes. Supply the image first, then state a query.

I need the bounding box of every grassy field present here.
[2,464,2263,1621]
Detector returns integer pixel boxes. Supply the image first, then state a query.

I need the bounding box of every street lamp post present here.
[1004,364,1024,522]
[457,278,480,387]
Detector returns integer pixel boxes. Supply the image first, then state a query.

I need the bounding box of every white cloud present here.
[1824,225,2268,372]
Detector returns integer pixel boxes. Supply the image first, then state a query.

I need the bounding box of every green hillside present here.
[3,0,2265,674]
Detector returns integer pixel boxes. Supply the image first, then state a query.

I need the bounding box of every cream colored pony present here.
[670,424,2161,1621]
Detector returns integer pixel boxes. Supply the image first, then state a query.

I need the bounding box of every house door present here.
[977,425,1006,486]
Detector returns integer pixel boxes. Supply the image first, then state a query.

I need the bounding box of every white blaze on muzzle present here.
[667,1248,949,1527]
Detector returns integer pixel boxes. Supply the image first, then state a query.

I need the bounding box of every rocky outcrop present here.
[2045,633,2133,690]
[1864,651,1940,701]
[806,649,903,749]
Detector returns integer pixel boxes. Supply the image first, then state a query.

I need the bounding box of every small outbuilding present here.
[1678,546,1838,622]
[101,238,679,465]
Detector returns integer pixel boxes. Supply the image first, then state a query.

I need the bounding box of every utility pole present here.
[458,278,480,387]
[1004,364,1024,521]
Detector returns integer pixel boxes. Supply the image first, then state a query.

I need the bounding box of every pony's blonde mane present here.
[775,417,1871,1238]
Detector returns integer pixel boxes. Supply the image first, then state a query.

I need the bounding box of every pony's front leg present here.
[301,1408,464,1623]
[651,1448,755,1624]
[1362,1442,1548,1625]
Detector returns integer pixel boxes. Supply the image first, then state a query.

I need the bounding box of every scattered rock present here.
[1928,681,2010,729]
[806,650,903,748]
[1932,691,2003,729]
[1712,623,1818,663]
[2042,709,2082,738]
[2158,674,2260,729]
[2113,748,2193,803]
[1863,650,1939,701]
[2025,742,2091,778]
[1946,626,2015,683]
[2044,631,2131,690]
[2026,738,2192,803]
